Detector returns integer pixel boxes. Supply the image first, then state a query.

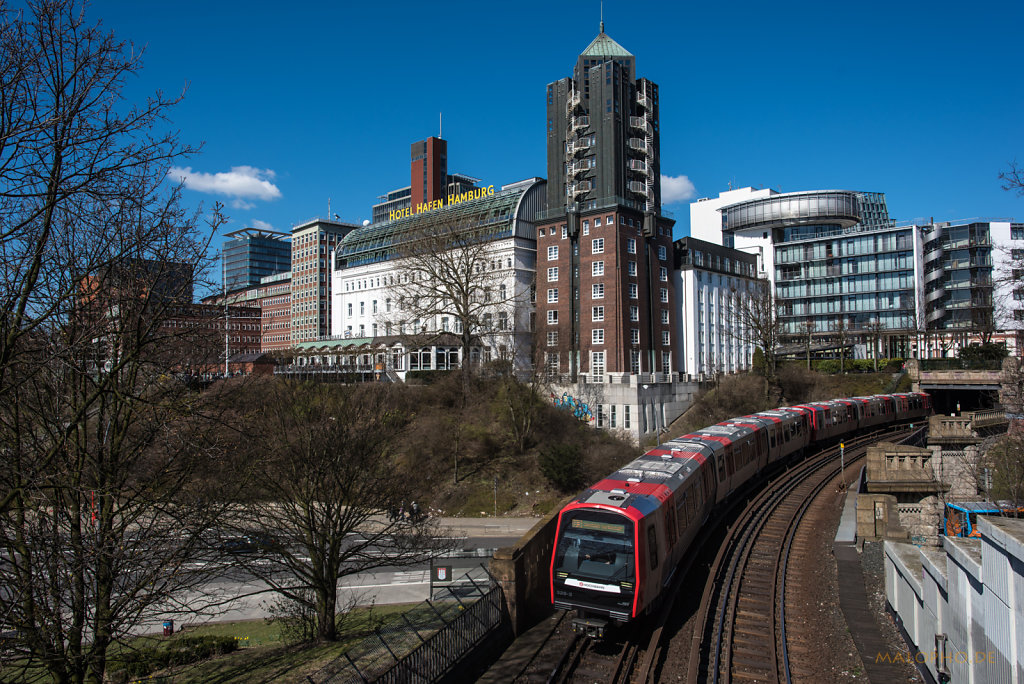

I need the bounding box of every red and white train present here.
[549,392,931,636]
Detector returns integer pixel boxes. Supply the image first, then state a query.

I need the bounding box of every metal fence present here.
[309,567,507,684]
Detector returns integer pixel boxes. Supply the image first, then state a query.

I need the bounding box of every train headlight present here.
[556,572,568,578]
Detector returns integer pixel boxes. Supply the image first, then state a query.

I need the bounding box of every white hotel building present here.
[327,178,545,378]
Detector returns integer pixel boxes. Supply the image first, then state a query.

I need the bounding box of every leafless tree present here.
[383,212,528,398]
[864,319,885,372]
[233,381,450,642]
[0,2,236,681]
[1000,160,1024,197]
[800,318,815,370]
[730,279,782,388]
[834,315,851,373]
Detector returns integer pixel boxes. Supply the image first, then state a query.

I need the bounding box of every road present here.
[136,517,540,634]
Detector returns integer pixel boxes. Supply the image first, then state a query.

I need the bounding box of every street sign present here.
[433,565,453,583]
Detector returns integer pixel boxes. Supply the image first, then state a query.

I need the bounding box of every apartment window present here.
[630,349,640,374]
[630,305,639,321]
[628,261,637,276]
[359,302,365,315]
[591,351,605,381]
[596,404,605,428]
[548,266,559,281]
[547,330,558,346]
[359,324,365,337]
[592,328,605,344]
[662,351,671,373]
[561,226,567,239]
[548,245,558,260]
[547,288,558,303]
[386,298,392,312]
[538,228,545,237]
[662,330,670,345]
[629,283,638,299]
[498,311,508,331]
[593,261,604,277]
[593,306,604,321]
[658,245,668,261]
[593,283,604,299]
[441,316,449,332]
[660,288,669,303]
[595,217,602,227]
[631,329,640,344]
[545,352,559,375]
[592,238,604,254]
[583,220,590,235]
[624,404,631,429]
[547,310,558,324]
[626,238,636,254]
[347,303,352,317]
[610,405,617,428]
[661,309,670,324]
[659,267,668,281]
[372,300,378,314]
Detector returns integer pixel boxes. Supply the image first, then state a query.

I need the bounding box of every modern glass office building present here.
[923,221,995,331]
[718,190,920,336]
[222,228,291,292]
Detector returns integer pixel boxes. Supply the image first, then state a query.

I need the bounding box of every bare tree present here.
[384,212,527,398]
[731,279,782,389]
[864,319,885,372]
[0,2,236,681]
[836,316,853,372]
[235,381,449,642]
[800,318,815,370]
[1000,160,1024,197]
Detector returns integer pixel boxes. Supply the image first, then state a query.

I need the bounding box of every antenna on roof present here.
[600,1,604,32]
[439,112,442,139]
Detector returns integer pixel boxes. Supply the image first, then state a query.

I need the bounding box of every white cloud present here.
[251,219,275,231]
[661,174,697,204]
[168,165,282,202]
[231,199,255,210]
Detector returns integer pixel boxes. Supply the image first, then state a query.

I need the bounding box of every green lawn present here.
[149,604,414,684]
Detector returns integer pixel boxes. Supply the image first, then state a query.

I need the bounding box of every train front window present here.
[554,511,635,582]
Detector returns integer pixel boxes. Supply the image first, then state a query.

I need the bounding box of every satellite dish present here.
[362,220,370,226]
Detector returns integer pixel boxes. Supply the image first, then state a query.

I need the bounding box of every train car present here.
[741,409,810,464]
[550,448,715,636]
[550,391,931,636]
[687,423,762,502]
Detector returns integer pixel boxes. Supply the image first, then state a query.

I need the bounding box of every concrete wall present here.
[857,493,910,541]
[885,517,1024,683]
[489,505,566,636]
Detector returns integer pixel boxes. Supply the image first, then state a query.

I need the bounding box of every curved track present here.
[684,425,921,684]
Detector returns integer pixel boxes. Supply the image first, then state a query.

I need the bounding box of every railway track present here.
[685,425,921,684]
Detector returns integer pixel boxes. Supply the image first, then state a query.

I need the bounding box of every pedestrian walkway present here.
[833,479,913,683]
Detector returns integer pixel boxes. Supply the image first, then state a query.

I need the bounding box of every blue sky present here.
[97,0,1023,246]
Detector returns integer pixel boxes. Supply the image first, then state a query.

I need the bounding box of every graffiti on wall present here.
[551,392,595,422]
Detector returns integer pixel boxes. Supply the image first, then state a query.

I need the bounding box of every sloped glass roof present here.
[581,31,633,58]
[337,185,529,268]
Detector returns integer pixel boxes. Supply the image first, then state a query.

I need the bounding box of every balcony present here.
[629,116,651,135]
[628,159,649,175]
[566,160,590,176]
[567,181,592,196]
[628,181,649,197]
[627,138,647,153]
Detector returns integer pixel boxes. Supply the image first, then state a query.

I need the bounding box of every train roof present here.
[572,452,705,519]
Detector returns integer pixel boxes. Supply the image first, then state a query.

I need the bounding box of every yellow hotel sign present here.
[389,185,495,221]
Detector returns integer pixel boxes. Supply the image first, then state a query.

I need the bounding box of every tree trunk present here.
[317,578,338,641]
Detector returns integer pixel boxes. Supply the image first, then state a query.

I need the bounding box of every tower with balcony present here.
[537,24,675,380]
